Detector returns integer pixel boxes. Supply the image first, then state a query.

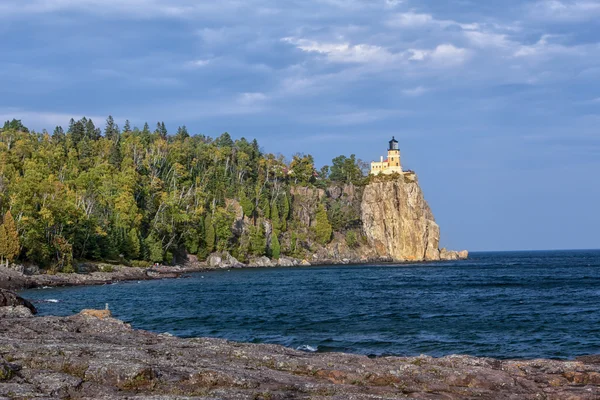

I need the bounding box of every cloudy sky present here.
[1,0,599,251]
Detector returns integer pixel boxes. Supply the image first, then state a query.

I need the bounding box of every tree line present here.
[0,117,367,271]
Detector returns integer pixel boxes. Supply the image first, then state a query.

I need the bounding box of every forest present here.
[0,117,368,271]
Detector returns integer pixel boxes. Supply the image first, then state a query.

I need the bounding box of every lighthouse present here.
[370,137,403,175]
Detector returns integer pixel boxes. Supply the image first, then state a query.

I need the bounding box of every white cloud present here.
[184,59,212,69]
[386,11,481,31]
[0,0,246,19]
[237,92,268,105]
[513,35,582,58]
[530,0,600,21]
[282,37,398,64]
[402,86,428,96]
[464,31,512,49]
[409,44,470,67]
[387,12,435,28]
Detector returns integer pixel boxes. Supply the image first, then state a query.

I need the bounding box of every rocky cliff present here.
[288,173,466,264]
[361,173,464,262]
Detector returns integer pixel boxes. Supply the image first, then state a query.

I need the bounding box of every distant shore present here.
[1,252,468,292]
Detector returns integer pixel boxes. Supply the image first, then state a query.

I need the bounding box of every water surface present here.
[22,250,600,359]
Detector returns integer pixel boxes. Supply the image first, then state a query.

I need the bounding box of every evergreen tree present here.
[2,119,28,132]
[85,118,101,140]
[270,233,280,260]
[123,120,131,133]
[176,125,189,141]
[126,228,141,260]
[215,132,234,148]
[213,207,234,252]
[52,126,65,144]
[105,115,119,141]
[109,139,122,167]
[249,222,266,256]
[281,194,290,231]
[144,234,163,263]
[271,201,281,234]
[68,118,86,145]
[314,203,333,245]
[204,214,215,253]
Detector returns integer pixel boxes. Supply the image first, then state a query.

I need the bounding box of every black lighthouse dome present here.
[389,136,399,151]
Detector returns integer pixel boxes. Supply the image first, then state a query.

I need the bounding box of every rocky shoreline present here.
[0,293,599,399]
[0,249,468,292]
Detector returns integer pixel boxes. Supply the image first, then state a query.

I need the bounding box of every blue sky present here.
[1,0,599,251]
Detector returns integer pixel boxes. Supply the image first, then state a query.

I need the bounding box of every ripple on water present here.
[20,250,600,359]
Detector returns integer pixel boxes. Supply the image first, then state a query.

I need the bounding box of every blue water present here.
[21,250,600,359]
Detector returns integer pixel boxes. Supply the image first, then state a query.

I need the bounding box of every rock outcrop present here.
[361,175,466,262]
[0,313,598,399]
[0,289,37,314]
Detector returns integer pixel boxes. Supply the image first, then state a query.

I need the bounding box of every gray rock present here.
[0,289,37,314]
[248,256,274,268]
[440,248,469,261]
[276,257,297,267]
[207,252,245,269]
[0,315,599,399]
[0,305,34,318]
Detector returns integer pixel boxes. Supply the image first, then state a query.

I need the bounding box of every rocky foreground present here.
[1,303,600,399]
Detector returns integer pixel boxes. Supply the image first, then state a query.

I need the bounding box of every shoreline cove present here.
[1,253,468,292]
[2,250,600,397]
[1,310,600,399]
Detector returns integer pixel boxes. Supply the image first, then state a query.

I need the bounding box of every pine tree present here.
[270,233,280,260]
[126,228,141,260]
[105,115,119,141]
[271,201,281,234]
[52,126,65,144]
[2,211,19,266]
[144,234,163,263]
[281,194,290,231]
[204,214,215,253]
[314,204,333,245]
[249,222,266,257]
[123,120,131,133]
[85,118,100,140]
[68,119,85,145]
[176,125,189,140]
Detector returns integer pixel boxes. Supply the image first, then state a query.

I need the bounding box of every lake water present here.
[21,250,600,359]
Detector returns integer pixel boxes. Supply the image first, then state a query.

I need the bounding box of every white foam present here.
[44,299,60,303]
[297,345,318,352]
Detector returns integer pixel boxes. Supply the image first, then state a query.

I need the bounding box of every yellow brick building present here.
[370,137,403,175]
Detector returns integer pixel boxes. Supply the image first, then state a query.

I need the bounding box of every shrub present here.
[130,260,151,269]
[346,231,359,248]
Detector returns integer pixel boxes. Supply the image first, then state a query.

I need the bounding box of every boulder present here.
[80,308,112,319]
[440,248,469,261]
[277,257,297,267]
[0,289,37,314]
[207,252,245,269]
[0,305,34,318]
[248,256,274,268]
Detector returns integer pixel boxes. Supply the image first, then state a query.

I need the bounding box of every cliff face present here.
[360,174,442,262]
[286,174,465,264]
